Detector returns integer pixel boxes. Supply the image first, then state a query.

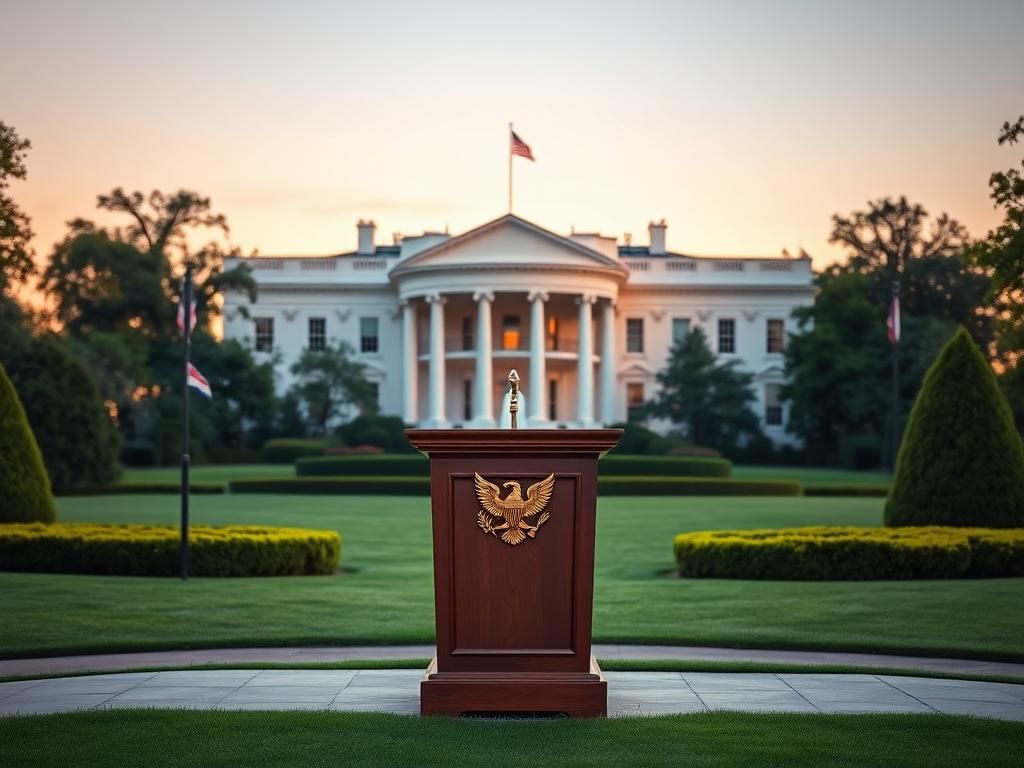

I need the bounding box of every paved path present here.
[3,645,1023,679]
[2,670,1023,720]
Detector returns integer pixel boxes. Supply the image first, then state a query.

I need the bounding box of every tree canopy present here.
[290,341,377,437]
[648,327,761,451]
[0,121,34,295]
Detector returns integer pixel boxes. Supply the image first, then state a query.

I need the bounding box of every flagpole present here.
[889,279,900,473]
[508,122,513,214]
[180,263,192,582]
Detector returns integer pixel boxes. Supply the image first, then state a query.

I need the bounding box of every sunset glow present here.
[2,0,1022,271]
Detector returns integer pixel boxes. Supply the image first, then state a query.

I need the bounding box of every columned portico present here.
[401,300,417,424]
[600,299,616,425]
[528,290,548,425]
[576,294,597,427]
[472,291,495,426]
[426,293,447,427]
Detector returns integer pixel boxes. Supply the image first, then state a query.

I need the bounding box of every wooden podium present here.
[406,426,622,717]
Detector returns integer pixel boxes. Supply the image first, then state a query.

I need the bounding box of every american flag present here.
[177,299,197,336]
[511,130,534,161]
[186,362,212,398]
[887,293,901,344]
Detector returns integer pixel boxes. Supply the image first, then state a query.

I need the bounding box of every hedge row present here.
[803,485,890,497]
[0,523,341,577]
[230,476,799,497]
[57,482,226,496]
[263,439,329,464]
[673,526,1024,580]
[294,454,732,479]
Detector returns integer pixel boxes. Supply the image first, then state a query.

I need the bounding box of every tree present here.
[0,122,34,296]
[830,196,968,279]
[290,340,376,436]
[3,336,120,490]
[648,327,761,450]
[0,363,55,523]
[885,327,1024,528]
[37,188,264,461]
[968,115,1024,346]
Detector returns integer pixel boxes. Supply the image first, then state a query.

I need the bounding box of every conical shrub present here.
[0,363,56,522]
[885,327,1024,527]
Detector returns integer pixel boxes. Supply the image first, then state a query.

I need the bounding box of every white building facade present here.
[223,215,814,443]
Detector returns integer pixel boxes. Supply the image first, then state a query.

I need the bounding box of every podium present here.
[407,427,622,717]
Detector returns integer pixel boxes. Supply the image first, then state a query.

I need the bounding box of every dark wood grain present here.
[409,428,622,716]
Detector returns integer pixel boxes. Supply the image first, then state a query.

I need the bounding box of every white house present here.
[223,214,813,443]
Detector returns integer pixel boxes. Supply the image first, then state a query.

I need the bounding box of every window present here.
[765,383,783,426]
[626,318,644,353]
[308,317,326,351]
[463,379,473,421]
[254,317,274,352]
[626,382,645,421]
[548,379,558,421]
[767,319,785,354]
[718,318,735,353]
[546,317,559,351]
[360,317,379,353]
[462,316,474,351]
[672,317,690,346]
[502,315,521,350]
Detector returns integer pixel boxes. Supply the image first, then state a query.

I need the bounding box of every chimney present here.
[357,219,376,255]
[648,219,667,255]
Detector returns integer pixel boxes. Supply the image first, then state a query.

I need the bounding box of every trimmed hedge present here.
[262,439,329,464]
[295,454,732,479]
[0,523,341,577]
[230,476,798,497]
[886,327,1024,528]
[296,455,427,477]
[673,526,1024,580]
[804,485,890,498]
[57,482,226,497]
[601,455,731,478]
[231,477,430,495]
[0,363,55,523]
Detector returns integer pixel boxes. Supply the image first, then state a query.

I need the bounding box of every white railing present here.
[353,259,388,271]
[760,261,793,271]
[666,261,697,272]
[713,260,746,272]
[300,259,337,271]
[625,261,650,271]
[250,259,285,270]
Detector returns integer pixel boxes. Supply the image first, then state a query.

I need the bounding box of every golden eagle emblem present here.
[474,472,555,546]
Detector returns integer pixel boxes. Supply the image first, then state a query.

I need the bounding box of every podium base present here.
[420,657,607,718]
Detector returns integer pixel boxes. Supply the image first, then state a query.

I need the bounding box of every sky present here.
[2,0,1023,271]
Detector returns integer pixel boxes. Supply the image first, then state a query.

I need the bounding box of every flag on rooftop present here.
[177,300,197,336]
[186,362,212,398]
[511,130,534,161]
[887,293,901,344]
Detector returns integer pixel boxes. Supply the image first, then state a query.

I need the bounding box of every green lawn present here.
[732,465,891,485]
[122,464,294,483]
[2,711,1021,768]
[2,494,1022,659]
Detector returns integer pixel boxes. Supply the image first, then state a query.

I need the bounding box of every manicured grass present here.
[1,710,1021,768]
[1,494,1022,659]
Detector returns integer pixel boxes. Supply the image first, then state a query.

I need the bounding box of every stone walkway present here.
[4,644,1024,678]
[2,670,1023,720]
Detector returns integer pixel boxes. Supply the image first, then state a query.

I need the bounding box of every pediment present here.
[617,362,657,379]
[390,215,627,277]
[756,366,786,381]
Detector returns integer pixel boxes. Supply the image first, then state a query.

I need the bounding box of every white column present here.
[472,291,495,426]
[401,300,418,424]
[528,290,548,425]
[426,293,447,427]
[600,299,617,425]
[576,294,596,427]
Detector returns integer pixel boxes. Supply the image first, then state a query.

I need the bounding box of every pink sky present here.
[3,1,1022,273]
